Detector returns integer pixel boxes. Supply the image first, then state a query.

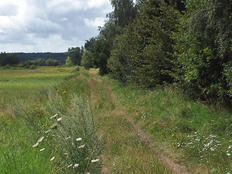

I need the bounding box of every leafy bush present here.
[174,0,232,102]
[81,50,93,70]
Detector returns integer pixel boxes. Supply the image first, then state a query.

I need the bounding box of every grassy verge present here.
[103,76,232,173]
[89,70,172,174]
[0,66,102,173]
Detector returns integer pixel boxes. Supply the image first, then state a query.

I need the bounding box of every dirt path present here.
[89,70,191,174]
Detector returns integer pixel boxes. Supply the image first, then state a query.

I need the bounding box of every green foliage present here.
[45,58,61,66]
[0,52,20,66]
[84,37,95,51]
[68,47,82,65]
[29,64,37,70]
[12,52,68,65]
[174,0,232,101]
[108,0,178,88]
[23,58,61,68]
[65,56,74,66]
[81,50,93,70]
[109,78,232,173]
[91,39,111,75]
[110,0,137,27]
[47,94,104,174]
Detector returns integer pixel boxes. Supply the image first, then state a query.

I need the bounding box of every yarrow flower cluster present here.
[73,164,79,168]
[50,113,58,119]
[76,138,82,141]
[91,159,99,163]
[78,144,85,149]
[57,117,62,122]
[32,136,45,147]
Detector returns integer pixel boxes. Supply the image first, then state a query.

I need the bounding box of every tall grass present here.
[88,73,172,174]
[0,66,103,173]
[106,78,232,173]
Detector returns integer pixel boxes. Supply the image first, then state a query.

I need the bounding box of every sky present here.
[0,0,113,53]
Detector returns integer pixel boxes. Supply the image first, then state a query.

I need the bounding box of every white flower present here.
[67,164,73,168]
[57,117,62,122]
[37,136,44,143]
[32,142,39,147]
[86,173,90,174]
[76,138,82,141]
[226,152,231,156]
[50,114,58,119]
[50,156,55,161]
[65,136,71,140]
[45,129,51,133]
[228,145,232,149]
[78,144,85,149]
[91,159,99,163]
[73,164,79,168]
[40,148,45,151]
[210,147,215,151]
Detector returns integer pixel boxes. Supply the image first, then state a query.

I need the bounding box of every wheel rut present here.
[89,70,191,174]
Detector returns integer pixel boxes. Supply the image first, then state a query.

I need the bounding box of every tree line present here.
[79,0,232,104]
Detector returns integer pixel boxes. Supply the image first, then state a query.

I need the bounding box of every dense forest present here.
[9,52,68,65]
[80,0,232,105]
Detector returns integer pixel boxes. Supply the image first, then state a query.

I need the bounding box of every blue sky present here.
[0,0,113,52]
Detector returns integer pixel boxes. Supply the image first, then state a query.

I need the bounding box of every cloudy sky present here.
[0,0,113,53]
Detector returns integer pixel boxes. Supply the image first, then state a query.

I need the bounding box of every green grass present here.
[105,78,232,173]
[2,66,231,173]
[0,66,75,104]
[0,66,101,174]
[88,71,172,174]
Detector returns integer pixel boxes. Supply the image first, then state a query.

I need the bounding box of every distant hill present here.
[7,52,68,65]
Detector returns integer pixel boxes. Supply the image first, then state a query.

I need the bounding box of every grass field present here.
[1,66,231,173]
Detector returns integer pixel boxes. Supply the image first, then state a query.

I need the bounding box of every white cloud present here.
[84,17,105,28]
[0,0,113,52]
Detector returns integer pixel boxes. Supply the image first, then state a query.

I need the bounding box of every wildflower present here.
[210,147,215,151]
[76,138,82,141]
[57,117,62,122]
[152,165,154,167]
[67,164,73,168]
[57,89,59,93]
[50,156,55,161]
[50,114,58,119]
[78,144,85,149]
[63,91,66,94]
[40,148,45,151]
[91,159,99,163]
[226,152,231,156]
[37,136,44,143]
[65,136,71,140]
[73,164,79,168]
[32,142,39,147]
[85,157,89,160]
[42,125,45,129]
[172,134,174,137]
[45,129,51,133]
[228,145,232,149]
[172,142,175,146]
[86,173,90,174]
[64,153,68,155]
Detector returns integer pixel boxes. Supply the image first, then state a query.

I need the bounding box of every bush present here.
[29,65,36,70]
[81,50,93,70]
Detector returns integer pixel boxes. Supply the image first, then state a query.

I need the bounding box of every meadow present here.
[0,66,231,173]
